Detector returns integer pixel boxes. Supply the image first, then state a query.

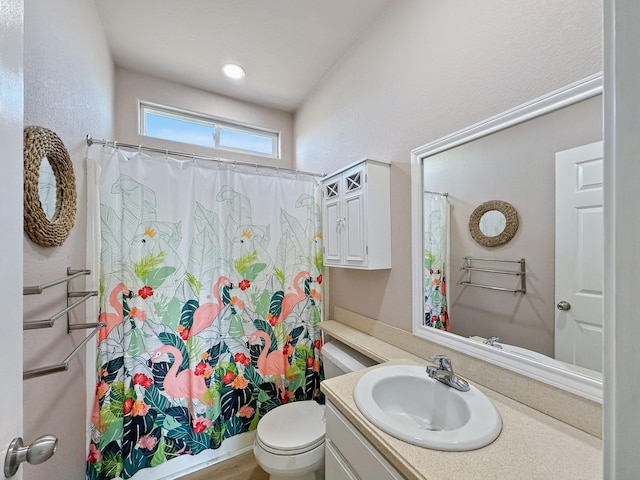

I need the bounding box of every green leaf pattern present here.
[88,155,323,479]
[423,194,449,331]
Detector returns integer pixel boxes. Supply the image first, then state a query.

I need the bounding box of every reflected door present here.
[555,141,604,372]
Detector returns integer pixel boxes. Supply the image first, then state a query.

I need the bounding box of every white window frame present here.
[139,101,280,159]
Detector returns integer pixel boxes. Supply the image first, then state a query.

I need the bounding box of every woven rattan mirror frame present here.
[469,200,518,247]
[23,126,77,247]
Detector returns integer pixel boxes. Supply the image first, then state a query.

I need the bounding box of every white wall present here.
[22,1,113,479]
[114,67,295,169]
[295,0,603,332]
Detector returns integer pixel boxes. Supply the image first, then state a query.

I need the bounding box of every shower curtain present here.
[86,148,323,480]
[423,193,449,331]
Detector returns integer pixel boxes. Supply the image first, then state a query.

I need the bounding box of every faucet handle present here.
[428,354,452,371]
[483,336,502,349]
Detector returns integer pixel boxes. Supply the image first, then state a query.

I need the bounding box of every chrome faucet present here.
[426,355,470,392]
[483,336,503,349]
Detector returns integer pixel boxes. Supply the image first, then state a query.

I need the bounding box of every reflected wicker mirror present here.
[469,200,518,247]
[23,126,77,247]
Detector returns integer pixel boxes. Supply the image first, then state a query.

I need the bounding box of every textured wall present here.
[295,0,603,332]
[114,67,296,169]
[22,0,113,478]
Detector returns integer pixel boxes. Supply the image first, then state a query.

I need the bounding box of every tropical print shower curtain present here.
[423,193,449,331]
[86,148,323,480]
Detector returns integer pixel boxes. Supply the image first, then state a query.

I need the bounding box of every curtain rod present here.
[424,189,449,197]
[86,135,326,178]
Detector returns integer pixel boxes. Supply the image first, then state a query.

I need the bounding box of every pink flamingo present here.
[248,331,289,399]
[147,345,207,401]
[98,283,127,342]
[190,276,231,337]
[279,271,311,321]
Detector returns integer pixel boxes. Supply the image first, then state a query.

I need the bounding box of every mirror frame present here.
[410,74,603,402]
[23,126,77,247]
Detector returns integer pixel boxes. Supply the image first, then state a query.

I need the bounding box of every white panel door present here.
[1,1,25,478]
[555,141,604,372]
[323,197,342,264]
[343,166,365,266]
[344,192,365,264]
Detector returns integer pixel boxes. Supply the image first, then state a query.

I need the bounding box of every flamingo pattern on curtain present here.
[86,148,323,480]
[423,192,449,331]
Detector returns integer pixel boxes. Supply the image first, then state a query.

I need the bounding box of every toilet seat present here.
[256,400,325,455]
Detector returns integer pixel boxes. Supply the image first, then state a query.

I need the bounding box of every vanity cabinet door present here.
[326,440,359,480]
[325,402,405,480]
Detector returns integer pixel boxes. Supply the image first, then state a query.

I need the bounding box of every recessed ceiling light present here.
[222,63,245,80]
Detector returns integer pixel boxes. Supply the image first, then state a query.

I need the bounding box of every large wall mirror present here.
[411,75,604,402]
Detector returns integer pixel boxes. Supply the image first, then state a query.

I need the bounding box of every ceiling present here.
[94,0,396,112]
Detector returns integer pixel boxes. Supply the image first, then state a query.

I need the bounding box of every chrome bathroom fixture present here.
[4,434,58,477]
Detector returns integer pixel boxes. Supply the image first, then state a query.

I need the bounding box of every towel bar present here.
[23,323,105,380]
[459,257,526,294]
[23,267,100,379]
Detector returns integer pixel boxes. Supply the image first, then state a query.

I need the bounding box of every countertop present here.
[320,321,602,480]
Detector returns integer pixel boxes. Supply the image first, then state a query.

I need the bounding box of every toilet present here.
[253,340,377,480]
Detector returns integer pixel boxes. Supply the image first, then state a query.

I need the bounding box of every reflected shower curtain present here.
[86,148,323,480]
[423,193,449,331]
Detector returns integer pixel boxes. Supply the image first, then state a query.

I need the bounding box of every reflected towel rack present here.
[460,257,526,294]
[23,268,101,379]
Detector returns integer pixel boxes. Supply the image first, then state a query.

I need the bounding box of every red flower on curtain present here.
[138,286,153,299]
[133,373,153,389]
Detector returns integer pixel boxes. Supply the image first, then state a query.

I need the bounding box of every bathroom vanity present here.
[325,401,404,480]
[320,312,602,480]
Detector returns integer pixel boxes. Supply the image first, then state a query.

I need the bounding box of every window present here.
[140,102,280,158]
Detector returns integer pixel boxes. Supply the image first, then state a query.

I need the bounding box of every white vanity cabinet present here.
[325,401,405,480]
[321,159,391,269]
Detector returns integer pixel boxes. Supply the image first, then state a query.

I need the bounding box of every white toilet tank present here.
[322,340,377,379]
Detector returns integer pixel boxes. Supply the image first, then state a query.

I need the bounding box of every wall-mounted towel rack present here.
[460,257,526,294]
[23,323,105,380]
[24,269,92,295]
[23,268,101,380]
[23,269,98,331]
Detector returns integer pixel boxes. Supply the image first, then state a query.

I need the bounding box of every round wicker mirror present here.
[469,200,518,247]
[23,126,77,247]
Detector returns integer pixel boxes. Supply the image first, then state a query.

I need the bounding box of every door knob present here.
[556,301,571,311]
[4,434,58,478]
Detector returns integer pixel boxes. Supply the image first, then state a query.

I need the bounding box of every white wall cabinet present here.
[325,402,405,480]
[322,159,391,269]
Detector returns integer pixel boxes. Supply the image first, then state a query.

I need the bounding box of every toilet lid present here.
[256,400,325,453]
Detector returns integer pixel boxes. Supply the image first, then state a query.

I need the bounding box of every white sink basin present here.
[353,365,502,451]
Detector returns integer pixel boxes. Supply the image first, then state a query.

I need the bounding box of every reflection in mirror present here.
[479,210,505,237]
[38,157,57,221]
[411,76,604,401]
